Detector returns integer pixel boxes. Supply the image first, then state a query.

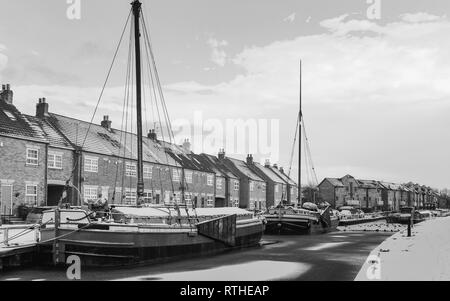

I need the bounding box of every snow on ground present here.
[338,221,406,233]
[355,216,450,281]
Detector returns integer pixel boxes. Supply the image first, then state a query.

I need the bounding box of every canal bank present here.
[355,216,450,281]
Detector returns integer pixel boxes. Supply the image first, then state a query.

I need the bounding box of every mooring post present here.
[408,208,414,237]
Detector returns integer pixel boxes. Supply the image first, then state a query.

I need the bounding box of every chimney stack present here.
[273,164,278,170]
[36,98,49,118]
[182,138,191,152]
[264,159,271,168]
[218,149,225,160]
[148,129,157,141]
[0,84,13,105]
[101,115,112,131]
[246,154,254,165]
[280,167,285,174]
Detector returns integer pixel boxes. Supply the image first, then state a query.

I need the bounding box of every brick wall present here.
[318,180,337,207]
[0,136,47,214]
[227,177,240,207]
[78,152,216,208]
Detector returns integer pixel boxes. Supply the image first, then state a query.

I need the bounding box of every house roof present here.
[0,101,47,143]
[265,165,297,186]
[251,163,285,184]
[47,113,178,166]
[323,178,344,187]
[224,157,265,182]
[25,115,73,149]
[201,154,239,179]
[190,154,227,177]
[357,179,379,189]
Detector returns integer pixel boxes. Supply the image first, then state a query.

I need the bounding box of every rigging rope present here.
[68,9,132,184]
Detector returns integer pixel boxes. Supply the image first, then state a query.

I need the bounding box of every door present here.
[1,185,13,216]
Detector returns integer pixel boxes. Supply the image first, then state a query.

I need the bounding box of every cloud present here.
[400,12,443,23]
[283,13,296,23]
[206,38,228,67]
[8,12,450,188]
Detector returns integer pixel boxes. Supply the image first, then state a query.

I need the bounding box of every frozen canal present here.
[0,230,391,281]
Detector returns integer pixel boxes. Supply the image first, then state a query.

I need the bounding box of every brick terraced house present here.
[1,85,300,218]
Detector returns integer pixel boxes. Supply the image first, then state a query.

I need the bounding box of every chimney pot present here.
[218,149,226,160]
[182,138,191,152]
[246,154,254,165]
[36,97,49,118]
[148,129,157,140]
[101,116,112,131]
[0,84,13,105]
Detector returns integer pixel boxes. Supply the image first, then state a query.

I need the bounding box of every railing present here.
[0,225,40,247]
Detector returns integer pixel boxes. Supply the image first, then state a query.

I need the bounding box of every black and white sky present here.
[0,0,449,189]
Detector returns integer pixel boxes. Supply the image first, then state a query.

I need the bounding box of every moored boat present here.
[386,207,431,225]
[337,206,386,226]
[35,0,266,267]
[38,207,265,267]
[263,204,339,235]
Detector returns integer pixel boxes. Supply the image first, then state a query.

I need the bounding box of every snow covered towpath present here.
[355,216,450,281]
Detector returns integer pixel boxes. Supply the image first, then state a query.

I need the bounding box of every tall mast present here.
[132,0,144,201]
[298,60,302,206]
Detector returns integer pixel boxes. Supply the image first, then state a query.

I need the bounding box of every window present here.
[216,178,223,190]
[84,186,98,203]
[143,191,154,204]
[234,180,240,191]
[185,193,192,206]
[124,189,137,205]
[48,152,62,169]
[84,156,98,173]
[262,183,266,193]
[275,184,279,193]
[185,171,193,184]
[250,181,254,192]
[207,175,214,186]
[234,200,239,207]
[207,196,214,207]
[25,185,38,205]
[126,162,137,177]
[144,165,152,179]
[172,169,181,182]
[26,148,39,166]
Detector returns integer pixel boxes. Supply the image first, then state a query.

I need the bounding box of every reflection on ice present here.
[115,260,311,281]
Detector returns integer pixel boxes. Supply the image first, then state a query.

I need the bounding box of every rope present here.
[67,9,132,183]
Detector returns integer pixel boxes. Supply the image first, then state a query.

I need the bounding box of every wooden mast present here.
[132,0,144,202]
[298,60,302,206]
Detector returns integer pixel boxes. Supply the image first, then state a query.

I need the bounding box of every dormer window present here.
[4,111,16,121]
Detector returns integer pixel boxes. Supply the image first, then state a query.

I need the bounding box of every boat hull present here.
[338,216,386,226]
[264,215,339,235]
[38,220,264,267]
